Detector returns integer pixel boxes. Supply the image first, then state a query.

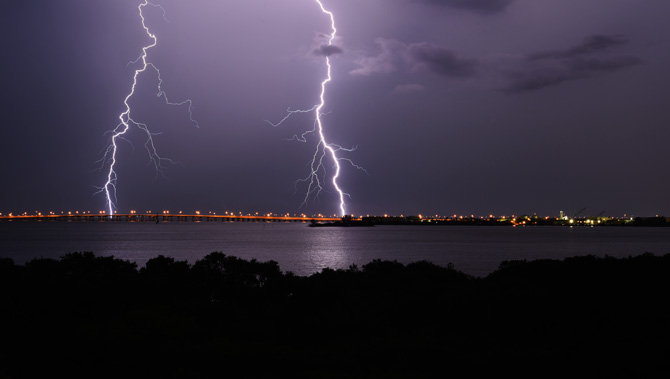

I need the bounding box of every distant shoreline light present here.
[0,211,661,225]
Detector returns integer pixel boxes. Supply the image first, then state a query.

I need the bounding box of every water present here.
[1,221,669,277]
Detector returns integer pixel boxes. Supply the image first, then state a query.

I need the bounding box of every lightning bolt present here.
[95,1,197,217]
[268,0,364,217]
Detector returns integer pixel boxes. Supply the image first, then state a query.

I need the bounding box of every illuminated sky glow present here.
[2,0,670,217]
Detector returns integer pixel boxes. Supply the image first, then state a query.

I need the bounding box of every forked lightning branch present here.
[268,0,365,217]
[97,0,361,217]
[96,1,197,217]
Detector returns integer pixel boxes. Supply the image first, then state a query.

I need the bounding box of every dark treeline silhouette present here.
[1,252,669,378]
[631,216,668,226]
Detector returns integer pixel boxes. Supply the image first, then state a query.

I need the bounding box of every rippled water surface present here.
[1,221,669,276]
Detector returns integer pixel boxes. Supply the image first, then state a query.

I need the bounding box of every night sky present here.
[2,0,669,218]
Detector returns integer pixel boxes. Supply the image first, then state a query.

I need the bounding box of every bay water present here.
[1,221,669,277]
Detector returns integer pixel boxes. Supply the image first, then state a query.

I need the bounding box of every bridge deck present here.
[0,214,344,222]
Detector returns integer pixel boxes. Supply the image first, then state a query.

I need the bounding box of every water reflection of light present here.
[303,229,351,273]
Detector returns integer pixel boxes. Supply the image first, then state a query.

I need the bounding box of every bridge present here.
[0,213,343,223]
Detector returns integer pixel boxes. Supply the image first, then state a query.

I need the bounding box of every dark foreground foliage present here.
[1,252,669,378]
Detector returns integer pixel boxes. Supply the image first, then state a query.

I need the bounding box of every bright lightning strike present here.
[268,0,364,217]
[96,1,197,217]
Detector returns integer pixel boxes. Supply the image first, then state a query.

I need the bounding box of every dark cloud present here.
[352,38,477,78]
[504,35,641,93]
[313,44,343,57]
[529,35,629,61]
[351,39,409,75]
[504,69,588,93]
[409,43,478,77]
[568,55,642,72]
[415,0,514,14]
